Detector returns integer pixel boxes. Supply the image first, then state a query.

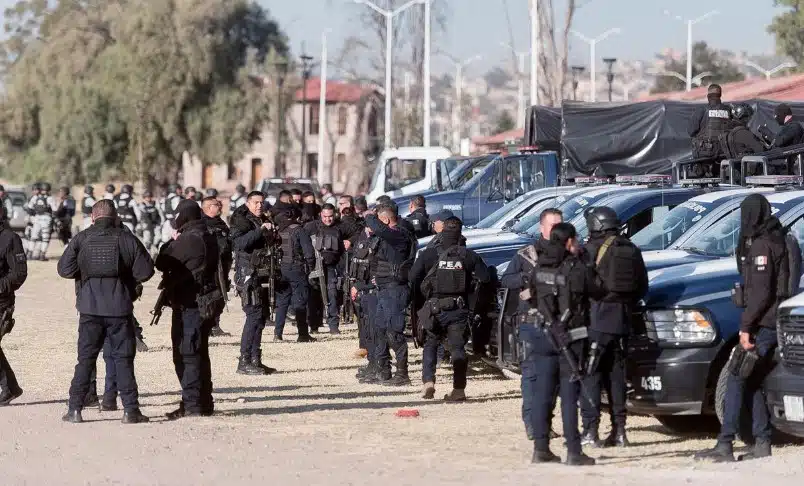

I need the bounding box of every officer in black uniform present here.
[80,186,96,231]
[363,203,416,386]
[0,204,27,406]
[139,190,162,254]
[202,196,233,337]
[351,224,382,382]
[581,207,648,447]
[501,208,563,438]
[273,207,316,342]
[114,184,139,234]
[156,200,221,420]
[410,217,490,401]
[689,84,732,159]
[290,189,303,205]
[304,203,345,334]
[300,192,321,224]
[425,210,457,250]
[405,195,432,239]
[54,186,76,245]
[770,103,804,149]
[231,191,279,374]
[57,199,153,424]
[526,222,597,465]
[695,194,789,462]
[720,103,766,159]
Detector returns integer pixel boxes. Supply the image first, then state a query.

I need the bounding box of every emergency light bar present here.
[614,174,671,185]
[679,177,722,187]
[517,146,541,153]
[575,176,611,186]
[745,175,803,186]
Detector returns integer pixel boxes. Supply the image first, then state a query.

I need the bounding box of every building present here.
[182,77,383,195]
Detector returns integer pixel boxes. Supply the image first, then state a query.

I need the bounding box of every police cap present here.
[732,103,754,122]
[143,190,153,198]
[585,206,620,233]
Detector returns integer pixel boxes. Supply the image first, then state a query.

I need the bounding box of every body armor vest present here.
[229,194,245,214]
[78,228,122,280]
[140,203,160,228]
[115,194,137,224]
[351,236,380,283]
[81,196,95,216]
[164,194,181,220]
[279,225,302,266]
[422,246,468,298]
[33,195,51,215]
[532,259,586,330]
[374,231,416,283]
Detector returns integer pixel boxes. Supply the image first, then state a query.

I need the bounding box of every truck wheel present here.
[655,415,718,434]
[715,360,755,445]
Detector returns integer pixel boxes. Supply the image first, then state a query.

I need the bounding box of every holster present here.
[731,283,746,309]
[428,297,466,314]
[728,345,760,379]
[416,304,434,339]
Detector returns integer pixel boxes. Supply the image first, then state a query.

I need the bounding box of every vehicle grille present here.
[778,313,804,367]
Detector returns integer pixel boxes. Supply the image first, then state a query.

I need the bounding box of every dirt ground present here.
[1,254,803,485]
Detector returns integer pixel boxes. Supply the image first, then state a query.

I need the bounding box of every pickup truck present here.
[365,146,452,203]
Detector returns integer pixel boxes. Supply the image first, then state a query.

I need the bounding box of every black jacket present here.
[203,214,233,274]
[230,206,274,287]
[405,208,432,239]
[425,232,467,251]
[729,125,766,156]
[339,214,365,245]
[303,219,345,267]
[0,224,27,307]
[771,120,804,148]
[155,219,219,308]
[689,101,732,138]
[409,244,490,301]
[58,218,154,316]
[501,240,545,314]
[365,215,414,286]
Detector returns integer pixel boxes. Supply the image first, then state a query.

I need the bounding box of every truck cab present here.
[365,146,452,203]
[421,149,561,227]
[764,292,804,439]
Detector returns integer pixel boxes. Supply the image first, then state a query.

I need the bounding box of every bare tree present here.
[537,0,578,106]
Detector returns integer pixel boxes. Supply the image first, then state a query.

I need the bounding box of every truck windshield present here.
[631,200,714,250]
[385,159,426,191]
[454,157,496,189]
[681,210,741,257]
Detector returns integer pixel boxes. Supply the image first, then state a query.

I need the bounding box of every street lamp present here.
[300,53,314,175]
[664,9,719,91]
[353,0,425,149]
[444,53,482,153]
[743,60,797,80]
[571,28,621,102]
[603,58,617,102]
[500,41,529,128]
[571,66,585,101]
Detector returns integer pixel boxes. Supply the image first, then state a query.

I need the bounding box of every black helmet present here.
[84,185,94,194]
[41,182,51,192]
[143,190,153,198]
[106,184,115,193]
[236,184,246,193]
[31,182,41,191]
[205,188,218,198]
[122,184,133,194]
[732,103,754,122]
[167,183,179,194]
[585,206,620,233]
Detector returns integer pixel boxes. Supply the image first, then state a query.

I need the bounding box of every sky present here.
[262,0,785,75]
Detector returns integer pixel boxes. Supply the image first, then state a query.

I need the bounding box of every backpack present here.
[595,236,646,295]
[778,232,803,299]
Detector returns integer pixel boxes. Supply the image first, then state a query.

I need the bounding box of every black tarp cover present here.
[523,105,562,151]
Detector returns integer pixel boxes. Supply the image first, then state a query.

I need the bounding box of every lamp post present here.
[664,9,719,91]
[743,60,797,80]
[300,53,314,176]
[571,65,585,101]
[353,0,425,149]
[603,58,617,102]
[270,59,289,177]
[445,53,482,153]
[571,28,621,102]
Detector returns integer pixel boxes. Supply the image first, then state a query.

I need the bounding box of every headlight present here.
[644,309,717,345]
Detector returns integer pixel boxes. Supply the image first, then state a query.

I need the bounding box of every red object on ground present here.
[395,409,420,418]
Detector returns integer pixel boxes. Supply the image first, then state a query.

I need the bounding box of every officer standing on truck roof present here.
[694,194,797,463]
[581,206,648,448]
[689,84,732,159]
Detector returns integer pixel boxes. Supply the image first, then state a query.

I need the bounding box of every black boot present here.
[251,351,276,374]
[531,448,561,464]
[694,441,735,463]
[602,425,630,448]
[0,387,22,406]
[362,369,392,384]
[100,394,118,412]
[83,394,100,408]
[236,355,265,375]
[565,452,596,466]
[210,325,231,337]
[121,409,150,424]
[581,428,601,447]
[62,409,83,423]
[356,362,376,379]
[382,372,412,387]
[297,334,317,343]
[738,439,772,461]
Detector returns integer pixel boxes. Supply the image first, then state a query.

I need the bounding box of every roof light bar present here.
[745,175,803,186]
[679,177,722,187]
[575,176,611,186]
[615,174,671,185]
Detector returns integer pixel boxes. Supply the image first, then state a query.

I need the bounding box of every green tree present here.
[494,110,516,135]
[769,0,804,66]
[650,41,745,94]
[0,0,288,186]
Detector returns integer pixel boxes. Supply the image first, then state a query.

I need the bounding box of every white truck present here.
[365,146,452,203]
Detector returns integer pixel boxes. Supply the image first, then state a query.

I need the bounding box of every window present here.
[309,104,320,135]
[306,153,319,178]
[336,153,346,181]
[227,161,236,180]
[338,106,348,135]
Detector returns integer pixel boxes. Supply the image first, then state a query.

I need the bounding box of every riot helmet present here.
[41,182,51,193]
[732,103,754,123]
[105,184,115,194]
[122,184,133,194]
[167,183,179,194]
[84,185,94,195]
[585,206,620,233]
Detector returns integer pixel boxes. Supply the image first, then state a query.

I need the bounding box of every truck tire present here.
[715,360,755,445]
[655,415,718,434]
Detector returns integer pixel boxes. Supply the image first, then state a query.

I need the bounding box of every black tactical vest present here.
[279,224,302,266]
[423,246,467,298]
[351,236,380,283]
[33,195,51,215]
[78,228,122,280]
[115,194,137,224]
[141,203,160,228]
[313,224,340,252]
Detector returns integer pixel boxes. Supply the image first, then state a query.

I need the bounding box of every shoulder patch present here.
[15,253,25,263]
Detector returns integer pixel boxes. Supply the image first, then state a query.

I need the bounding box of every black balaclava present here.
[174,199,202,229]
[707,84,722,107]
[775,103,793,126]
[736,193,783,271]
[441,227,461,249]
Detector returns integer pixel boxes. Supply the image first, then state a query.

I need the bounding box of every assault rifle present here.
[149,281,169,327]
[340,253,353,324]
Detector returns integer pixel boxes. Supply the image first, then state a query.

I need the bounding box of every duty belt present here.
[428,296,466,312]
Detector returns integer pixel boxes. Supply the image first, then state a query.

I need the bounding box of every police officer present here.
[57,199,153,424]
[161,184,183,245]
[770,103,804,149]
[22,183,38,258]
[689,84,732,159]
[273,207,316,342]
[139,191,162,254]
[405,195,432,239]
[581,207,648,447]
[501,208,563,438]
[425,210,457,250]
[352,224,382,381]
[54,186,76,245]
[202,195,232,338]
[363,203,417,386]
[721,103,766,159]
[355,197,369,217]
[156,200,221,420]
[229,184,247,223]
[231,191,279,374]
[24,182,55,261]
[0,185,12,226]
[305,203,345,334]
[0,204,27,406]
[525,222,597,465]
[114,184,140,234]
[410,217,490,401]
[338,195,354,217]
[695,194,789,462]
[320,183,337,206]
[184,186,198,201]
[80,185,96,230]
[290,189,303,205]
[300,192,321,224]
[103,184,115,200]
